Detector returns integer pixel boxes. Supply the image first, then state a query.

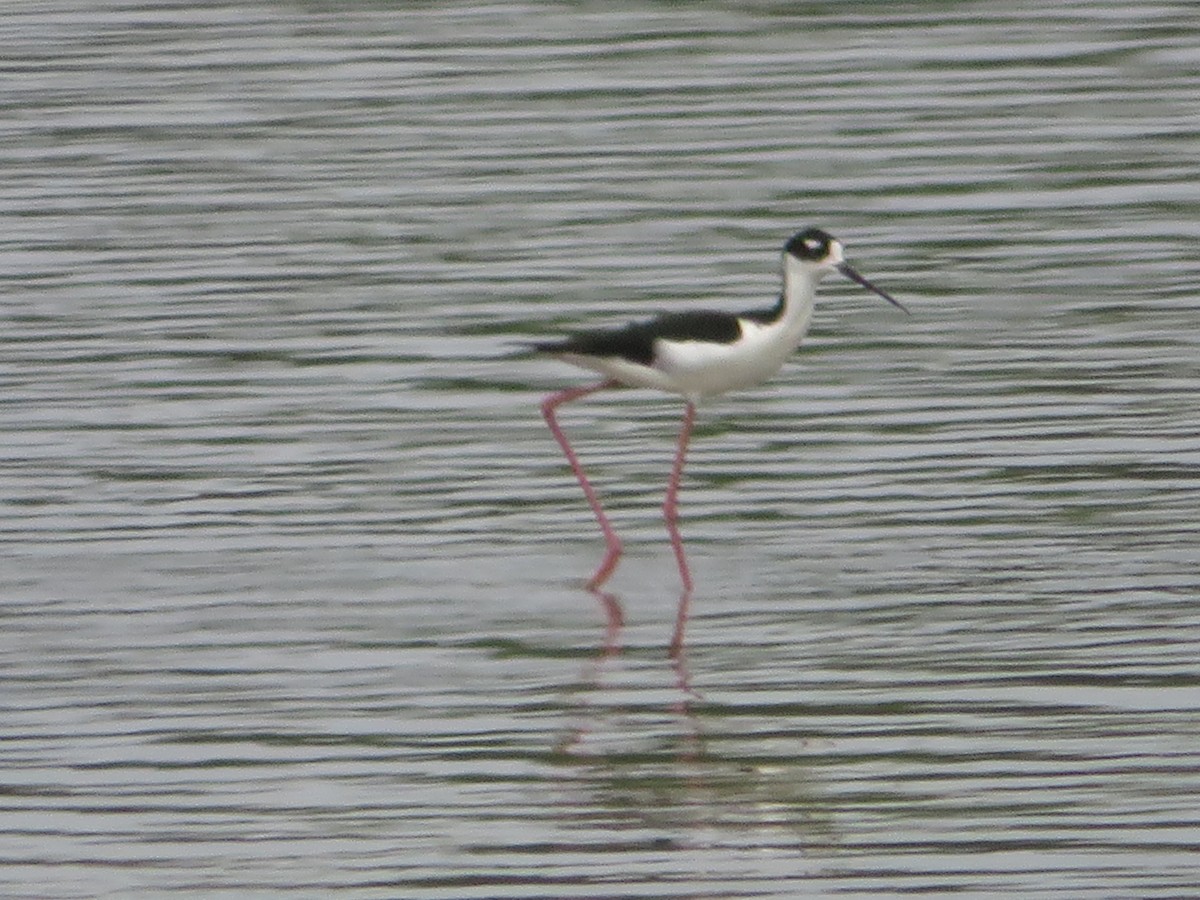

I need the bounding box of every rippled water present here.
[3,2,1200,897]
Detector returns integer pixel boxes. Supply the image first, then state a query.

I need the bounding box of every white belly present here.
[654,329,795,398]
[557,317,808,401]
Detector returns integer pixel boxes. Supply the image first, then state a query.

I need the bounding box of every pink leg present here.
[663,402,696,594]
[541,380,623,589]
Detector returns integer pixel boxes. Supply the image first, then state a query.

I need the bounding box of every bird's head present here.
[784,227,908,313]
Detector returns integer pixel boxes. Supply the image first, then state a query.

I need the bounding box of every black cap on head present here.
[783,227,834,261]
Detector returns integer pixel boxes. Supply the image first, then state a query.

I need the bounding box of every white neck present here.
[778,255,827,346]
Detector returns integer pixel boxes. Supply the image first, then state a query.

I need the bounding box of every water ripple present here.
[3,2,1200,898]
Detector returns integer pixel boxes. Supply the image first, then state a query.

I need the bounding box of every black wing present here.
[533,310,745,366]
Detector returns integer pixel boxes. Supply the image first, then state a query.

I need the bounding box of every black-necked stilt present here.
[534,227,907,595]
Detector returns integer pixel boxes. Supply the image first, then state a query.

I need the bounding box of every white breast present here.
[653,318,801,400]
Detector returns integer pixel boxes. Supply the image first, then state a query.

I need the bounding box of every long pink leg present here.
[663,402,696,594]
[541,379,623,589]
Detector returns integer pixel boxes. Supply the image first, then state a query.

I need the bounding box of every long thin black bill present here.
[837,262,909,314]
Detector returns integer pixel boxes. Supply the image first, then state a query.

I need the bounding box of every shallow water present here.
[3,2,1200,897]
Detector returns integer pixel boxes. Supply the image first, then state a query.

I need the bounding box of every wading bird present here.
[532,227,906,602]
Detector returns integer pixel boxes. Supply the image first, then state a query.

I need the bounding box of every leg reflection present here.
[668,585,692,661]
[593,588,624,657]
[555,590,625,755]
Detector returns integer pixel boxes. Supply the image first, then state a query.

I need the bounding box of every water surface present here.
[2,2,1199,897]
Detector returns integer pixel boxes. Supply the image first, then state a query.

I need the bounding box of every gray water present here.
[3,2,1200,897]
